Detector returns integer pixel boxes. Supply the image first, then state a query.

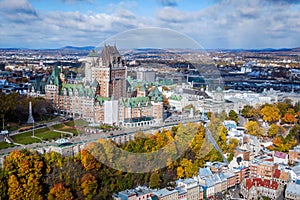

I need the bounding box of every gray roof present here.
[198,167,213,178]
[212,174,221,183]
[153,188,178,197]
[205,177,215,188]
[286,183,300,196]
[292,165,300,176]
[177,178,197,185]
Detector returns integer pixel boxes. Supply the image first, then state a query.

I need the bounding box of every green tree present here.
[228,110,239,124]
[241,105,260,120]
[0,92,19,129]
[149,172,161,189]
[268,124,279,138]
[276,102,289,117]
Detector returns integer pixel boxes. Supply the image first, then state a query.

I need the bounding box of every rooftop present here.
[153,188,177,197]
[286,183,300,196]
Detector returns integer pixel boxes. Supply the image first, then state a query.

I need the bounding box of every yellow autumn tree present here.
[260,105,280,123]
[245,121,265,137]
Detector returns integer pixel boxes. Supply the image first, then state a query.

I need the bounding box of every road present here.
[0,115,229,162]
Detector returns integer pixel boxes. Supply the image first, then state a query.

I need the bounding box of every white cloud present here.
[0,0,38,23]
[0,0,299,49]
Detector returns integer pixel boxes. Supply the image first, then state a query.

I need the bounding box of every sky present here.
[0,0,300,49]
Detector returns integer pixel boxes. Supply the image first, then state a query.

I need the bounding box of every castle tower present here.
[86,44,127,99]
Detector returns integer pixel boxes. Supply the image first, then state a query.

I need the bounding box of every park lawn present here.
[0,142,15,150]
[74,119,88,127]
[12,127,50,144]
[34,127,50,134]
[64,121,75,127]
[52,124,64,129]
[51,123,79,136]
[11,131,41,144]
[34,131,62,141]
[61,127,78,135]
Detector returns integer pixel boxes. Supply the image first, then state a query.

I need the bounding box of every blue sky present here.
[0,0,300,49]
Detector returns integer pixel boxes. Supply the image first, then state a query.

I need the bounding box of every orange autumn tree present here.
[282,113,296,124]
[78,149,101,171]
[48,183,74,200]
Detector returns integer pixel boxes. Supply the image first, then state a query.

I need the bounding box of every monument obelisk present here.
[27,101,35,136]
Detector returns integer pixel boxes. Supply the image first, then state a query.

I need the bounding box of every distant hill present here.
[60,46,95,51]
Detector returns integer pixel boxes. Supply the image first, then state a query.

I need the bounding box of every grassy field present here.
[11,121,80,145]
[0,142,15,150]
[51,123,78,136]
[11,131,41,144]
[34,131,64,141]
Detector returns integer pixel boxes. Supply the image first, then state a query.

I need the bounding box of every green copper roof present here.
[95,97,110,106]
[46,66,61,86]
[61,83,96,98]
[169,95,182,101]
[148,86,163,102]
[122,97,152,108]
[91,79,99,87]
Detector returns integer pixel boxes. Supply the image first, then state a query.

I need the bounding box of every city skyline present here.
[0,0,300,49]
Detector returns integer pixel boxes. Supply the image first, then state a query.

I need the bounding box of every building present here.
[85,44,127,99]
[285,182,300,200]
[112,186,153,200]
[44,45,163,127]
[137,69,156,83]
[289,144,300,164]
[273,151,288,165]
[257,161,278,179]
[153,188,178,200]
[177,178,200,200]
[241,178,281,200]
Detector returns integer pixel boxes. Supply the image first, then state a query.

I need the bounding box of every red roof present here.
[244,178,279,190]
[273,169,281,179]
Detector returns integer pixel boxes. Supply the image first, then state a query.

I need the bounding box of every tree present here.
[260,105,280,123]
[0,170,7,200]
[79,149,100,171]
[149,172,161,189]
[0,92,18,129]
[80,173,98,200]
[228,110,239,124]
[48,183,74,200]
[177,166,185,178]
[245,121,264,137]
[241,105,260,120]
[268,124,279,138]
[162,94,170,109]
[4,150,44,200]
[282,113,296,124]
[276,102,289,117]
